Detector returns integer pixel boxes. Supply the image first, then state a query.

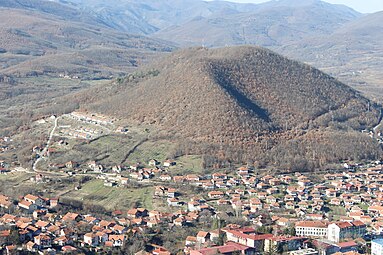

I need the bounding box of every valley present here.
[0,0,383,254]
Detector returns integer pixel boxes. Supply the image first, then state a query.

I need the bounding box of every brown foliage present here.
[74,46,382,169]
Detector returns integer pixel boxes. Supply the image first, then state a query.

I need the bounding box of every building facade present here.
[372,239,383,255]
[295,221,328,238]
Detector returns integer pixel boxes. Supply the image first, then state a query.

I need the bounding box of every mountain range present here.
[0,2,174,79]
[1,0,382,101]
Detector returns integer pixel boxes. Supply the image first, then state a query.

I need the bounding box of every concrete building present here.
[295,221,329,238]
[327,221,366,243]
[372,239,383,255]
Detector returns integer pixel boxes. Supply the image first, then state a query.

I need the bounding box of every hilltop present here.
[72,47,382,169]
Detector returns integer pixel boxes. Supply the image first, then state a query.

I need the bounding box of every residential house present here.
[149,159,159,167]
[62,212,80,222]
[160,175,172,182]
[190,242,250,255]
[65,161,77,169]
[163,160,176,167]
[34,234,52,249]
[24,194,45,207]
[167,198,180,207]
[18,200,38,212]
[108,235,125,247]
[84,233,99,247]
[264,236,306,253]
[225,228,273,251]
[196,231,210,244]
[208,191,224,199]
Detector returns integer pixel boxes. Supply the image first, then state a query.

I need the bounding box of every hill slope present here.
[54,0,261,33]
[154,0,360,47]
[0,5,174,139]
[74,47,381,169]
[279,11,383,101]
[0,8,174,79]
[51,0,383,102]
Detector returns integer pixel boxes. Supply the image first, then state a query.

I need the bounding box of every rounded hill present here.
[77,46,381,168]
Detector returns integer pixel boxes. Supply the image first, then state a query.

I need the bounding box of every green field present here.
[49,133,147,166]
[171,155,204,175]
[63,179,154,210]
[328,205,347,220]
[0,171,37,197]
[126,139,175,164]
[0,171,31,181]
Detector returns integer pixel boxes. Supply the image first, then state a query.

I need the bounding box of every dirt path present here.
[373,108,383,134]
[33,116,60,172]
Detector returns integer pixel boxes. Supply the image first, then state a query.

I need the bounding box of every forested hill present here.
[71,46,382,169]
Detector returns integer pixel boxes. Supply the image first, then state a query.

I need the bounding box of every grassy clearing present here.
[0,171,37,198]
[0,171,32,183]
[126,139,174,164]
[171,155,204,175]
[328,205,347,220]
[63,179,154,210]
[49,133,146,166]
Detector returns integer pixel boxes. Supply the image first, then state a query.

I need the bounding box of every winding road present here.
[372,107,383,137]
[33,116,60,172]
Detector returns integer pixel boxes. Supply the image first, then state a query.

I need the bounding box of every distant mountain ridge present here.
[17,0,380,101]
[44,0,361,38]
[278,11,383,101]
[0,6,174,79]
[154,0,361,46]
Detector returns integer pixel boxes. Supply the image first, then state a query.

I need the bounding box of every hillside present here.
[49,0,383,102]
[0,8,173,79]
[54,0,261,33]
[72,47,381,169]
[154,0,360,47]
[0,6,174,140]
[279,11,383,102]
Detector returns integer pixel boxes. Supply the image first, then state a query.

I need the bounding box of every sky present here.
[210,0,383,13]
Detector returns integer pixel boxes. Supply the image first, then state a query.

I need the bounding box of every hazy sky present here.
[211,0,383,13]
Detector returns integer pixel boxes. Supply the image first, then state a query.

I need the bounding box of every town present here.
[1,154,383,254]
[2,111,383,254]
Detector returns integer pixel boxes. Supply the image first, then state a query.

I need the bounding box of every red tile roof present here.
[337,241,358,248]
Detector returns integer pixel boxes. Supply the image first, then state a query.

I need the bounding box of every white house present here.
[84,233,99,247]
